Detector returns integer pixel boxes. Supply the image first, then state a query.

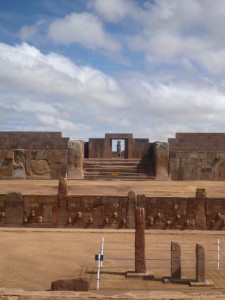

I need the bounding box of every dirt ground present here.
[1,180,225,295]
[1,180,225,197]
[0,229,225,294]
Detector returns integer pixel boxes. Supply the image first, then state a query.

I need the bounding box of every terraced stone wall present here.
[0,132,69,179]
[169,133,225,180]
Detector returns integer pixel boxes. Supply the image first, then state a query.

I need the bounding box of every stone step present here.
[84,174,156,180]
[83,158,155,180]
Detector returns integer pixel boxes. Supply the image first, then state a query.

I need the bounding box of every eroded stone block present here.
[135,207,146,273]
[51,277,89,291]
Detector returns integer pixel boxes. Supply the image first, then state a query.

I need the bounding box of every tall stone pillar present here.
[58,178,68,226]
[68,140,84,179]
[195,188,206,230]
[58,178,68,206]
[135,207,146,273]
[196,243,205,282]
[127,191,136,229]
[171,242,181,279]
[154,142,169,180]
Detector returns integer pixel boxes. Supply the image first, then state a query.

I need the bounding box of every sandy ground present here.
[1,180,225,197]
[0,229,225,294]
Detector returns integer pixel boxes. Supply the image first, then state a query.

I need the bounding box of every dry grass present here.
[1,180,225,197]
[0,229,225,294]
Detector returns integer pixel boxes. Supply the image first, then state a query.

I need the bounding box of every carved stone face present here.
[38,216,43,223]
[105,217,109,224]
[77,212,82,218]
[123,218,127,224]
[89,217,93,223]
[68,217,72,223]
[31,210,35,217]
[148,216,154,225]
[113,212,118,219]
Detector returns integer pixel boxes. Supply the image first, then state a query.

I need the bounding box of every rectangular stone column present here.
[195,188,206,230]
[135,207,146,273]
[196,243,205,282]
[171,241,181,279]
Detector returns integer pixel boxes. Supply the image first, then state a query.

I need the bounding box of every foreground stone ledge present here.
[0,288,224,299]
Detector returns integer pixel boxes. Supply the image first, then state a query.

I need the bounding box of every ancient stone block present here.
[51,277,89,291]
[137,194,145,208]
[58,178,68,208]
[93,206,105,228]
[43,205,53,223]
[154,142,169,179]
[68,140,84,179]
[31,160,50,177]
[127,191,136,229]
[171,242,181,279]
[5,192,23,224]
[195,188,206,230]
[135,207,146,273]
[196,243,205,282]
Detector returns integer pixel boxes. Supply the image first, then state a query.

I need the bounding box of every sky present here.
[1,0,225,141]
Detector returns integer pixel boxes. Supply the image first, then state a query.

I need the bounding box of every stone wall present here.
[1,188,225,230]
[67,140,84,179]
[87,134,152,159]
[0,132,69,179]
[169,133,225,180]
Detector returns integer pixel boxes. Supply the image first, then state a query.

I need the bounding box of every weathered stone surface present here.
[51,277,89,291]
[135,207,146,273]
[93,206,105,228]
[137,194,145,208]
[5,192,23,224]
[154,142,169,180]
[195,188,207,230]
[171,241,181,279]
[196,243,205,282]
[58,178,68,208]
[31,160,50,176]
[127,191,136,229]
[68,140,84,179]
[12,149,26,178]
[168,133,225,180]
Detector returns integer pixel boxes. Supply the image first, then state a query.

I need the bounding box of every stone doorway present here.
[111,139,126,158]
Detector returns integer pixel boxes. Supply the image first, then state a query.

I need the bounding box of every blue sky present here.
[1,0,225,141]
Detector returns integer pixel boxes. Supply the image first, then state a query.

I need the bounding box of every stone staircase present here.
[83,158,155,180]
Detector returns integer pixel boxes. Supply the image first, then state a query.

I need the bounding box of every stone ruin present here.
[1,131,225,180]
[131,208,214,286]
[1,131,225,229]
[1,184,225,230]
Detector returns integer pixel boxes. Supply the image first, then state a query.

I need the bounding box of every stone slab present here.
[126,271,154,279]
[189,280,215,287]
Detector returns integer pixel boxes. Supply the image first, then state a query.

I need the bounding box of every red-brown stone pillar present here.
[135,207,146,273]
[58,177,68,207]
[196,243,205,282]
[171,241,181,279]
[195,188,206,230]
[57,178,68,226]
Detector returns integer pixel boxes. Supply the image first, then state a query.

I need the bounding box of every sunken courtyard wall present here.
[169,133,225,180]
[1,191,225,230]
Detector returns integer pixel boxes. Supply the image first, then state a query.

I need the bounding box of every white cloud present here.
[37,114,89,132]
[20,20,46,41]
[47,12,121,51]
[90,0,135,22]
[0,43,126,108]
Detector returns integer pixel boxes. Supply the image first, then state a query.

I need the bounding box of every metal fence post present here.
[217,239,220,270]
[96,254,101,290]
[100,237,104,268]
